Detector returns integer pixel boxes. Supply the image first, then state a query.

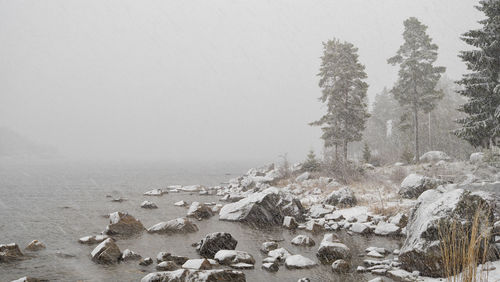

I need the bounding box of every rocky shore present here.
[4,151,500,281]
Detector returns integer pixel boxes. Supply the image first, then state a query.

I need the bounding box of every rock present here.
[285,254,317,269]
[291,235,315,247]
[262,262,279,272]
[187,202,213,219]
[399,174,446,199]
[121,249,141,261]
[389,213,408,228]
[399,188,495,277]
[323,187,357,207]
[156,261,178,271]
[386,269,415,281]
[470,152,484,164]
[214,250,255,265]
[230,262,254,269]
[25,240,45,251]
[143,189,165,196]
[90,238,121,264]
[104,212,144,236]
[10,277,43,282]
[366,250,384,258]
[283,216,298,230]
[297,279,311,282]
[268,247,292,262]
[295,172,311,182]
[365,247,388,254]
[180,185,201,192]
[368,277,385,282]
[139,257,153,266]
[350,223,371,234]
[420,151,451,162]
[331,259,350,273]
[147,218,198,234]
[308,204,334,218]
[260,241,278,254]
[141,200,158,209]
[78,235,110,245]
[316,234,351,264]
[195,232,238,258]
[305,220,323,233]
[0,243,23,262]
[374,222,401,236]
[140,269,245,282]
[174,200,187,207]
[156,252,189,265]
[325,213,344,221]
[182,258,212,270]
[219,189,304,226]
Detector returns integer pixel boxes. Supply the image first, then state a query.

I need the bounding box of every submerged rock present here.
[0,243,23,262]
[174,200,187,207]
[143,189,165,196]
[140,269,245,282]
[399,174,446,199]
[323,187,357,207]
[195,232,238,258]
[25,240,45,251]
[399,188,495,277]
[141,200,158,209]
[10,277,44,282]
[147,218,198,234]
[104,212,144,236]
[90,238,121,264]
[78,235,110,245]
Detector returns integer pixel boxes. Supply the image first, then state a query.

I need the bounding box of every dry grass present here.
[438,205,491,282]
[389,166,408,183]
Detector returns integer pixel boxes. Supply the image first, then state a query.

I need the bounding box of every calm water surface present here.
[0,160,401,282]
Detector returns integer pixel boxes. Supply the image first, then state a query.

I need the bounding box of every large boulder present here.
[90,238,121,264]
[195,232,238,258]
[141,269,245,282]
[399,187,495,277]
[420,151,451,163]
[316,234,351,264]
[147,218,198,234]
[399,174,446,199]
[323,187,357,207]
[0,243,23,262]
[104,212,144,236]
[219,189,304,226]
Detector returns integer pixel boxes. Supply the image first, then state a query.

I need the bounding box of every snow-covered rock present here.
[143,189,165,196]
[140,269,245,282]
[0,243,23,262]
[104,212,144,236]
[156,261,178,271]
[180,185,201,192]
[156,252,189,265]
[420,151,451,163]
[374,222,401,236]
[140,200,158,209]
[399,188,494,277]
[316,234,351,264]
[295,172,311,182]
[389,213,408,228]
[323,187,357,207]
[121,249,141,261]
[399,174,446,199]
[90,238,121,264]
[182,258,212,270]
[78,235,110,245]
[308,204,334,218]
[195,232,238,258]
[174,200,187,207]
[350,223,371,234]
[285,254,317,269]
[147,218,199,234]
[214,250,255,265]
[25,240,45,251]
[187,202,213,219]
[291,235,315,247]
[262,262,279,272]
[268,247,292,262]
[260,241,278,254]
[283,216,298,230]
[470,152,484,164]
[139,257,153,266]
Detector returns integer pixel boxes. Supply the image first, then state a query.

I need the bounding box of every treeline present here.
[309,1,499,166]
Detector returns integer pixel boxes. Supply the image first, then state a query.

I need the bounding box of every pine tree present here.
[362,142,371,163]
[302,149,320,172]
[311,39,370,160]
[455,0,500,148]
[388,17,446,163]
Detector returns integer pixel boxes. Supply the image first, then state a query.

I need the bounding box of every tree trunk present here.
[414,107,420,163]
[428,112,431,149]
[343,139,348,161]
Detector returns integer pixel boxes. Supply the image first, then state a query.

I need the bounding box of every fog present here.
[0,0,482,163]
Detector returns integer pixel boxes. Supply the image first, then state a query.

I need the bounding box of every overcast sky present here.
[0,0,482,163]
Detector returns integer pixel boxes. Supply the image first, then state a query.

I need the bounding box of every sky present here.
[0,0,483,163]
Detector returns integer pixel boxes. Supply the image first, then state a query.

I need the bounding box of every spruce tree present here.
[302,149,320,172]
[388,17,445,163]
[362,142,371,163]
[455,0,500,148]
[311,39,370,160]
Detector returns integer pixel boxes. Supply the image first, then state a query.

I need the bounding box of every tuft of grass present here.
[438,204,491,282]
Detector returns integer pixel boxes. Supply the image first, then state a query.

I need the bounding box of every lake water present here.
[0,160,401,282]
